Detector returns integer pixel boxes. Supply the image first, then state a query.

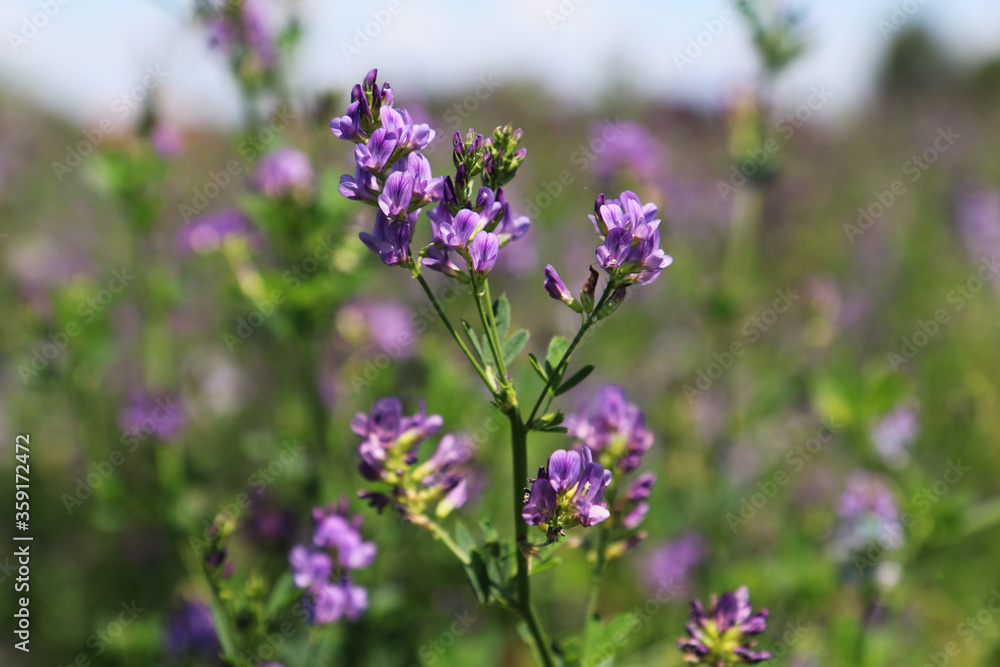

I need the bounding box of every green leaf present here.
[265,572,298,616]
[527,353,548,382]
[545,335,570,383]
[582,612,639,666]
[555,364,595,396]
[493,294,511,341]
[529,556,562,576]
[503,329,530,367]
[460,319,486,364]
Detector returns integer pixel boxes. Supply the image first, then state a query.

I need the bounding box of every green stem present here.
[526,288,613,427]
[581,524,609,648]
[424,519,472,565]
[473,276,508,380]
[481,278,508,378]
[413,271,494,391]
[509,411,558,667]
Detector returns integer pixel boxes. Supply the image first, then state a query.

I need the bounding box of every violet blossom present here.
[522,447,612,540]
[253,148,314,197]
[678,586,773,665]
[565,385,654,474]
[590,190,672,285]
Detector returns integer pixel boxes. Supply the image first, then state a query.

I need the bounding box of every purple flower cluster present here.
[678,586,772,665]
[332,70,531,276]
[289,500,376,625]
[641,532,708,596]
[253,148,314,197]
[522,447,612,540]
[176,208,257,255]
[591,120,665,183]
[353,397,473,520]
[870,405,919,468]
[565,385,654,474]
[163,599,220,658]
[118,393,185,443]
[590,190,672,286]
[835,471,902,555]
[151,122,184,159]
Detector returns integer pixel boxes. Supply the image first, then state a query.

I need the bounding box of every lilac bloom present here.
[641,532,707,595]
[118,393,185,443]
[305,581,347,625]
[522,477,558,526]
[355,128,398,172]
[289,546,332,588]
[393,153,444,209]
[378,171,414,218]
[835,471,903,555]
[522,446,612,535]
[565,385,654,473]
[591,120,664,182]
[870,406,919,467]
[339,163,381,204]
[469,232,499,275]
[163,600,219,657]
[678,586,772,665]
[254,148,314,197]
[359,211,415,266]
[177,209,256,255]
[331,101,363,142]
[380,106,435,154]
[619,472,657,529]
[151,122,183,158]
[493,187,530,244]
[440,209,486,249]
[543,264,578,309]
[588,191,672,285]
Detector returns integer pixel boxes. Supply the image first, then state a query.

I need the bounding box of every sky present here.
[1,0,999,130]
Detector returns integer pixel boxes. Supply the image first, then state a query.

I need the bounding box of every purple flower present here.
[253,148,314,197]
[338,300,417,358]
[641,532,707,595]
[378,171,414,218]
[339,163,381,204]
[589,191,672,285]
[163,600,219,658]
[380,106,435,155]
[591,120,664,182]
[359,210,415,267]
[543,264,580,310]
[392,153,444,211]
[493,187,531,245]
[118,393,185,443]
[204,0,277,71]
[619,472,657,529]
[469,232,499,275]
[834,471,902,555]
[351,397,443,481]
[678,586,772,665]
[522,446,612,537]
[356,128,398,172]
[290,500,375,626]
[565,385,654,474]
[331,100,363,142]
[870,406,919,467]
[953,188,1000,283]
[439,209,487,250]
[177,209,256,255]
[151,122,183,158]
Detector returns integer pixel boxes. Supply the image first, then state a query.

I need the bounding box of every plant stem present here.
[474,277,508,380]
[509,410,558,667]
[413,271,494,391]
[423,518,472,565]
[481,278,508,377]
[526,287,612,427]
[581,523,609,648]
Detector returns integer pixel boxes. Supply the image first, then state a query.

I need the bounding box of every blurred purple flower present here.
[870,406,919,467]
[641,531,708,596]
[151,122,184,158]
[352,397,443,481]
[678,586,772,664]
[253,148,314,197]
[176,209,256,255]
[163,600,220,658]
[834,471,902,556]
[591,120,665,182]
[619,471,657,530]
[338,300,417,359]
[565,385,654,474]
[290,500,375,626]
[205,0,277,71]
[953,187,1000,288]
[118,393,184,443]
